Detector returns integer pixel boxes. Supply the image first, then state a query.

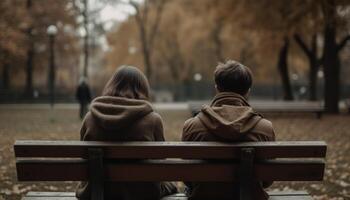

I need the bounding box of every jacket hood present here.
[197,92,262,141]
[90,96,153,130]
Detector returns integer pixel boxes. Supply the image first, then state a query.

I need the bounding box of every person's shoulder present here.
[81,111,97,129]
[253,118,275,140]
[82,111,93,123]
[147,111,162,120]
[182,115,208,140]
[183,116,202,131]
[257,118,273,127]
[143,111,163,125]
[80,112,95,140]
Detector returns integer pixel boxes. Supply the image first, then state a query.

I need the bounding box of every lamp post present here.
[47,25,57,108]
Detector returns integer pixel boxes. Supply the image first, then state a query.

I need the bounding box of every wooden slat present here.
[14,140,327,159]
[16,159,324,182]
[24,191,312,196]
[269,196,312,200]
[23,191,313,200]
[24,192,76,199]
[268,191,310,196]
[23,197,76,200]
[27,192,75,197]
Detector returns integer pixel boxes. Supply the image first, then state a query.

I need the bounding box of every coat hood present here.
[90,96,153,130]
[197,92,262,141]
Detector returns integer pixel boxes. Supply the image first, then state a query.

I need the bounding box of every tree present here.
[73,0,107,79]
[104,0,350,102]
[1,0,81,95]
[0,0,27,90]
[292,0,350,110]
[129,0,166,83]
[212,0,350,107]
[321,0,350,113]
[210,15,225,62]
[278,37,294,100]
[294,34,322,100]
[105,0,281,88]
[28,0,81,95]
[82,0,89,78]
[25,0,34,95]
[208,0,304,100]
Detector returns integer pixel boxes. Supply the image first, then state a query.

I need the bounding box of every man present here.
[76,77,92,119]
[182,60,275,200]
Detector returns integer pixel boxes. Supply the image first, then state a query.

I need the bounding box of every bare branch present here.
[130,1,144,30]
[148,0,166,50]
[337,35,350,52]
[294,33,312,58]
[143,0,150,27]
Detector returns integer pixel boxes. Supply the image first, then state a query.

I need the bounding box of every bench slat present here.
[26,192,76,197]
[22,196,313,200]
[23,197,76,200]
[16,159,324,182]
[14,141,327,159]
[269,196,312,200]
[23,191,313,200]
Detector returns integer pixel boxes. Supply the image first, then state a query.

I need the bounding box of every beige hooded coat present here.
[182,92,275,200]
[76,96,176,200]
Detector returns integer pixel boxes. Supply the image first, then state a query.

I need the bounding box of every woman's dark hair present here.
[214,60,253,96]
[102,65,150,100]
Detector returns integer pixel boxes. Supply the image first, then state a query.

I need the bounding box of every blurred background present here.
[0,0,349,109]
[1,0,350,199]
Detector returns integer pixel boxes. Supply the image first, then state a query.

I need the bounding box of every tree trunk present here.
[309,34,318,101]
[137,19,153,82]
[2,62,10,90]
[26,40,34,94]
[212,18,224,62]
[294,34,319,101]
[25,0,34,95]
[82,0,89,78]
[143,43,153,82]
[1,50,10,90]
[309,59,318,101]
[134,5,153,82]
[277,37,294,100]
[323,24,340,113]
[131,0,166,84]
[322,0,340,113]
[137,15,153,83]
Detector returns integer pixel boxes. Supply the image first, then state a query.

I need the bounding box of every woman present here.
[76,65,177,200]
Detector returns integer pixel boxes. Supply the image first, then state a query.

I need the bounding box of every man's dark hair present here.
[214,60,253,96]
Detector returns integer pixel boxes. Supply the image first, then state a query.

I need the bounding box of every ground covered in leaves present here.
[0,106,349,200]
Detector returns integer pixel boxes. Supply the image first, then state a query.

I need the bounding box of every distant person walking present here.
[76,77,91,119]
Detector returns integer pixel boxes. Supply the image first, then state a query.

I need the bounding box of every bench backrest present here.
[14,140,327,200]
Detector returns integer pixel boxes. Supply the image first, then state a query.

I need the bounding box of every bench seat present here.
[23,191,313,200]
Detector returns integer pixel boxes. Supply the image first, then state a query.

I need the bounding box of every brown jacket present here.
[182,92,275,200]
[76,96,175,200]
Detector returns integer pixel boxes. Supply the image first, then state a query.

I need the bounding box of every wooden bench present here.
[188,101,324,119]
[14,140,327,200]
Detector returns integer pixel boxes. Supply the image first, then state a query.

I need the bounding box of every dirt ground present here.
[0,107,349,200]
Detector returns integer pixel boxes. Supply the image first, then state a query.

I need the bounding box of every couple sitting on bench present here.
[76,60,275,200]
